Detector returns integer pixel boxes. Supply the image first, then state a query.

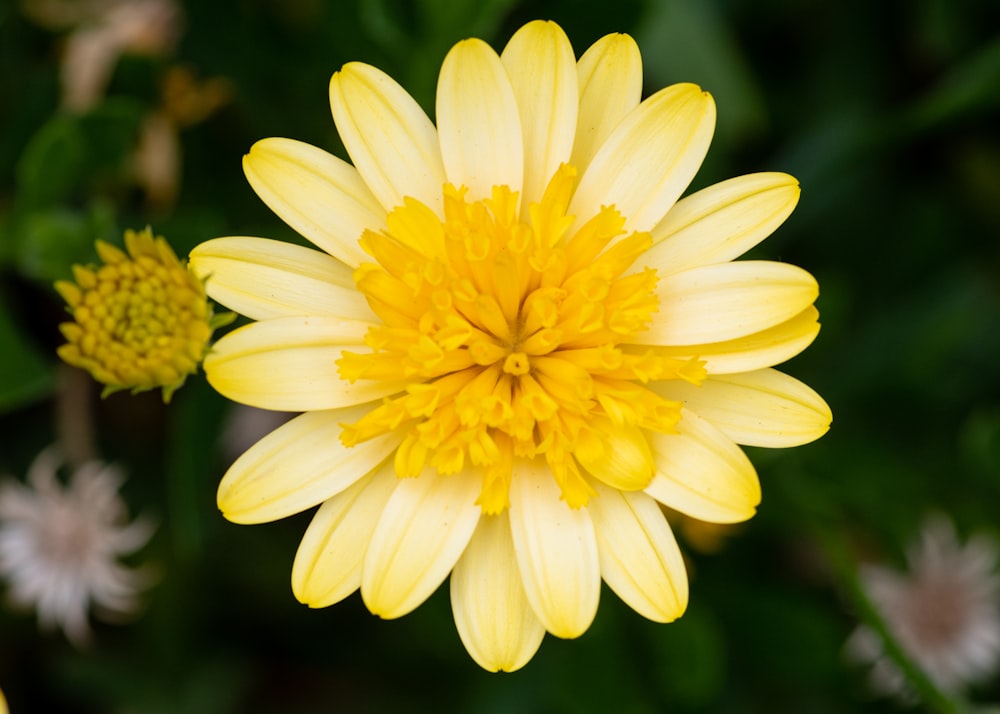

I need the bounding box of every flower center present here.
[56,228,214,401]
[338,165,704,512]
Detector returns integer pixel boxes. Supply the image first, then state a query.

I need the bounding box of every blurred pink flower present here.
[0,448,154,645]
[847,516,1000,699]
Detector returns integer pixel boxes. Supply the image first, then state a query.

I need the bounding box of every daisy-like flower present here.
[0,448,153,645]
[847,517,1000,699]
[56,227,230,402]
[190,20,831,671]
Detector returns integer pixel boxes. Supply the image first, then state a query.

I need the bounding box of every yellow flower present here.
[56,227,223,402]
[189,20,831,671]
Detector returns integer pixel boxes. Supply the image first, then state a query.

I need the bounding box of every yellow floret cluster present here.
[55,227,215,401]
[338,165,705,513]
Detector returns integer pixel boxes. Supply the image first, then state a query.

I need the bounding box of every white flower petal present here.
[646,172,800,275]
[242,137,384,267]
[500,20,578,207]
[204,316,409,411]
[642,307,821,374]
[361,469,481,619]
[508,459,600,638]
[571,33,643,174]
[437,38,523,202]
[292,461,399,607]
[569,83,715,234]
[588,480,688,622]
[637,261,818,346]
[330,62,446,215]
[217,407,400,524]
[450,514,546,672]
[646,408,761,524]
[653,368,832,447]
[189,237,375,321]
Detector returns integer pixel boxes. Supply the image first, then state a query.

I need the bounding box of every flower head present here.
[56,227,227,402]
[190,20,831,671]
[847,516,1000,699]
[0,448,154,645]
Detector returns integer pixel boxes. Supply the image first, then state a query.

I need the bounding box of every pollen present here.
[338,165,706,512]
[55,227,218,402]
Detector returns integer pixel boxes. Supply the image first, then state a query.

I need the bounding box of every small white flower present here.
[0,448,154,645]
[847,516,1000,699]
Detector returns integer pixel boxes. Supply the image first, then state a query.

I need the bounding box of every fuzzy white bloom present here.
[847,516,1000,699]
[0,448,154,645]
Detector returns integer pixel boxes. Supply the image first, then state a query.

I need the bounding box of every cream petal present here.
[637,261,818,346]
[588,480,688,622]
[242,138,384,267]
[575,424,654,491]
[217,407,400,524]
[653,368,831,447]
[361,468,481,619]
[450,514,546,672]
[291,460,399,607]
[508,459,600,638]
[639,306,821,374]
[645,408,761,524]
[569,83,715,234]
[646,173,800,275]
[189,236,375,321]
[330,62,446,215]
[204,316,409,411]
[500,20,578,207]
[436,38,523,202]
[571,33,643,174]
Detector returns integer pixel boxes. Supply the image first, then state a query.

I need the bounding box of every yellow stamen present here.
[337,165,704,509]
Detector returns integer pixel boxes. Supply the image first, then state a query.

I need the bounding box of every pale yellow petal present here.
[500,20,578,207]
[646,408,761,524]
[646,173,800,275]
[217,407,400,524]
[189,237,375,321]
[361,469,481,619]
[292,461,399,607]
[571,33,642,174]
[330,62,446,214]
[653,368,831,447]
[575,423,654,491]
[242,137,384,267]
[437,38,523,202]
[639,306,821,375]
[450,514,546,672]
[588,480,688,622]
[637,261,818,346]
[508,459,600,638]
[204,316,409,411]
[569,83,715,234]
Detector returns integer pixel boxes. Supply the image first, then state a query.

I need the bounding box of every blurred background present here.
[2,0,1000,711]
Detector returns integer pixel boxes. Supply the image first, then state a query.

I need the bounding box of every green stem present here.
[813,523,967,714]
[781,473,969,714]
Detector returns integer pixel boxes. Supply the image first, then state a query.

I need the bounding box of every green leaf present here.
[15,115,88,208]
[14,100,145,209]
[16,209,95,284]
